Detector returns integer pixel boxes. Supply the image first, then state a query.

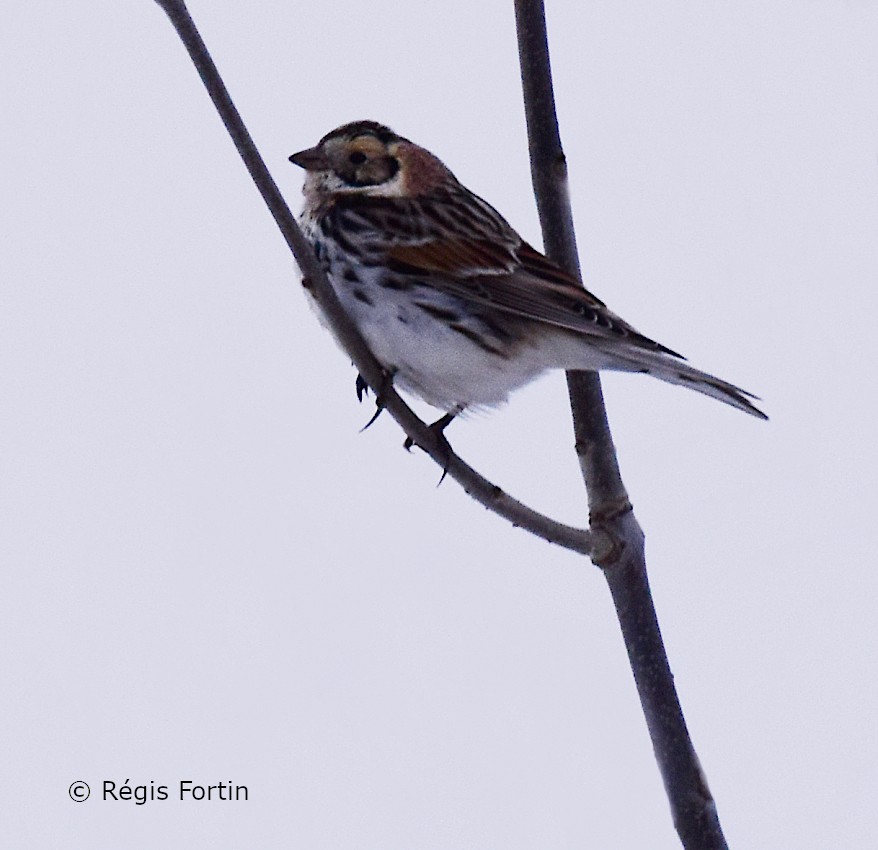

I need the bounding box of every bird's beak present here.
[288,146,329,171]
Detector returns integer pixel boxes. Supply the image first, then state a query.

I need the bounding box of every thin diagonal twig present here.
[514,1,731,847]
[151,0,592,556]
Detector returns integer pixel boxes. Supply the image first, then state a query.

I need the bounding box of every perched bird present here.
[289,120,766,430]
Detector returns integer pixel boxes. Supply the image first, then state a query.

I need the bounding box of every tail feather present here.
[603,346,768,420]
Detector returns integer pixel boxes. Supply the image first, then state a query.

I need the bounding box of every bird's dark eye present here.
[348,151,367,165]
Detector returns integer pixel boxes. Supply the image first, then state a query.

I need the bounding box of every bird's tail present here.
[599,344,768,420]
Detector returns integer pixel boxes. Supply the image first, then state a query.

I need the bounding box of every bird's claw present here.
[403,413,456,484]
[355,373,369,403]
[360,402,384,432]
[356,370,394,431]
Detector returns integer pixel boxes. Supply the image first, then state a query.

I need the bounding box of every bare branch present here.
[514,1,626,512]
[151,0,593,556]
[514,1,731,847]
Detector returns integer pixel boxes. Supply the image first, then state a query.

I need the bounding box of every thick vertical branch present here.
[514,2,730,848]
[514,2,626,515]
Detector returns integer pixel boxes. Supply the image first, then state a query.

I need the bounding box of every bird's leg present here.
[404,412,457,456]
[357,370,395,432]
[402,412,457,485]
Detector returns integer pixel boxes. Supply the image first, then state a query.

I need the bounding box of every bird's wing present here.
[386,238,683,359]
[330,192,682,357]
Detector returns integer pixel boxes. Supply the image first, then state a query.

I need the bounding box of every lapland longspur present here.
[290,120,766,423]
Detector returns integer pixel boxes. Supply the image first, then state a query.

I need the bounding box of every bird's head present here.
[289,120,452,201]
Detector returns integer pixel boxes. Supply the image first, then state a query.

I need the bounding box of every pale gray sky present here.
[2,1,877,847]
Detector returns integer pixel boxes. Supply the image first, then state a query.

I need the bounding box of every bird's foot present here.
[404,413,456,484]
[355,373,369,403]
[356,371,394,431]
[402,412,456,452]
